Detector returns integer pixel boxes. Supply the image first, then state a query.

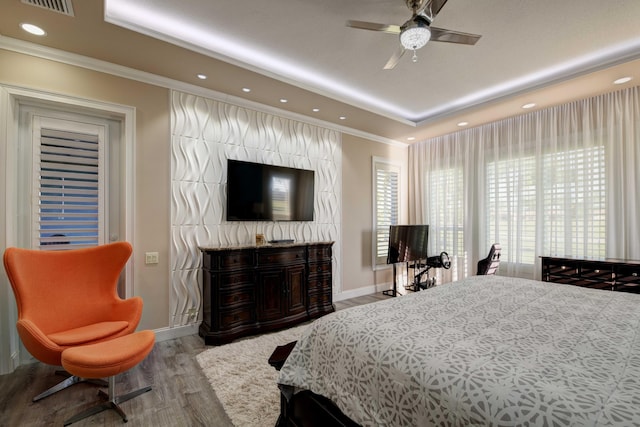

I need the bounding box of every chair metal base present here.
[33,370,107,402]
[63,375,152,425]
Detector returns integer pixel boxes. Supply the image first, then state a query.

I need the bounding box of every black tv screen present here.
[226,159,315,221]
[387,225,429,264]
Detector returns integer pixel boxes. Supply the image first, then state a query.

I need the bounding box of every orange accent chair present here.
[3,241,142,401]
[61,330,155,425]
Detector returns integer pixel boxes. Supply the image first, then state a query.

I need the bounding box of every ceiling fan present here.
[346,0,481,69]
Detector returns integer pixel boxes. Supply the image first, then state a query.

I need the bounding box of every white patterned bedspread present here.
[278,275,640,426]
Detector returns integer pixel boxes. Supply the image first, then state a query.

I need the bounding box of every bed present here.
[277,275,640,426]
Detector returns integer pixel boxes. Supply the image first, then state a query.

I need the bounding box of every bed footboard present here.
[269,342,360,427]
[277,385,360,427]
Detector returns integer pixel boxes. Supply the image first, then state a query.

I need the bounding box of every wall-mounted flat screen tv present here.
[226,159,315,221]
[387,225,429,264]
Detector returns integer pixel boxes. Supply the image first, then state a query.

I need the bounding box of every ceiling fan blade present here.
[383,46,406,70]
[416,0,447,17]
[346,20,401,34]
[430,27,481,45]
[417,0,449,17]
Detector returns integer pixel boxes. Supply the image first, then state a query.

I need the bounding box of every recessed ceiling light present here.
[457,121,469,127]
[312,108,320,112]
[522,103,536,109]
[614,77,632,85]
[280,98,288,103]
[20,23,46,36]
[339,116,346,120]
[242,87,251,93]
[196,74,207,80]
[407,137,416,141]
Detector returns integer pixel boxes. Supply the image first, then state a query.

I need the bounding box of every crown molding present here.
[0,35,407,148]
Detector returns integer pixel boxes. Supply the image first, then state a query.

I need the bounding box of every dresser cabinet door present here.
[286,264,307,316]
[256,268,286,321]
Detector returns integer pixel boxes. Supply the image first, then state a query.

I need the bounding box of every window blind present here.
[487,156,537,264]
[36,127,102,250]
[373,160,400,266]
[541,146,606,258]
[429,168,464,256]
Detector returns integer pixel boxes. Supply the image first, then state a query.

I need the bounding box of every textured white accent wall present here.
[170,91,342,327]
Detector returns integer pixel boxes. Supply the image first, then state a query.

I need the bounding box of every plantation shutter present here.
[487,156,537,264]
[33,118,105,250]
[373,158,400,266]
[541,146,606,258]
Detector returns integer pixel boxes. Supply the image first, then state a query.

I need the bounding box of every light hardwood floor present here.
[0,293,386,426]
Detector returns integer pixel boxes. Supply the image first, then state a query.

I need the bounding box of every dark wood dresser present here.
[199,242,334,345]
[540,256,640,292]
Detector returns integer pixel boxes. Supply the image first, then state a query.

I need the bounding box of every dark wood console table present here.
[541,256,640,292]
[199,242,334,345]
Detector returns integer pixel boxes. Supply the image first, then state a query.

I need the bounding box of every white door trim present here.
[0,84,136,374]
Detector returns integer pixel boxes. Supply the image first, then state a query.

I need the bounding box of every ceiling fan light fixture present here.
[400,18,431,50]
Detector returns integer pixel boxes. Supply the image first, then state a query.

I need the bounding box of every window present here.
[487,145,606,265]
[541,146,606,258]
[32,116,106,250]
[373,157,400,267]
[428,167,466,279]
[429,167,465,256]
[487,156,537,264]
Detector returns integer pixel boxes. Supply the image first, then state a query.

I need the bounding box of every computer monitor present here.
[386,225,429,264]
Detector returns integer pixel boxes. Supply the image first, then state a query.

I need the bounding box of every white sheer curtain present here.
[409,86,640,281]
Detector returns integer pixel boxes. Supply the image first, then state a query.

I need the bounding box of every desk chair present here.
[477,243,501,275]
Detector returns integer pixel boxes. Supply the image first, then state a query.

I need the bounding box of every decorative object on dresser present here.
[199,242,334,345]
[541,256,640,292]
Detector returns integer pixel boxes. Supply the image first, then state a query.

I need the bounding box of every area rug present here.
[196,324,309,427]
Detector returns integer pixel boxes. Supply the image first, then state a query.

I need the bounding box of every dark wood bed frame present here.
[269,341,361,427]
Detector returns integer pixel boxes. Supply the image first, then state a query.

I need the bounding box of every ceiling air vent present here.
[21,0,75,16]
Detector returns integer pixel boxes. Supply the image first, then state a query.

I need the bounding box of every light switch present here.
[145,252,159,264]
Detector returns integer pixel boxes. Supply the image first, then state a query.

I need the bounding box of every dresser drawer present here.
[308,273,332,291]
[308,291,332,306]
[580,262,613,281]
[543,260,580,285]
[614,265,640,291]
[216,270,254,289]
[219,287,255,308]
[256,247,305,265]
[219,307,254,330]
[576,262,614,289]
[309,261,331,276]
[203,250,254,270]
[308,244,332,261]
